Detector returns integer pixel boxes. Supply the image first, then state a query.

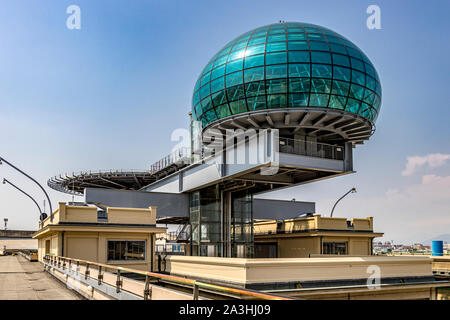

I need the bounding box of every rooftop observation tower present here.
[192,22,381,145]
[48,22,382,258]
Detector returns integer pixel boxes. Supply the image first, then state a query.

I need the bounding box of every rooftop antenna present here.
[43,199,46,214]
[3,218,8,230]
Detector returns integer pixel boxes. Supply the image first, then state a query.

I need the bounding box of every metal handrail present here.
[279,137,344,160]
[149,147,191,173]
[44,254,293,300]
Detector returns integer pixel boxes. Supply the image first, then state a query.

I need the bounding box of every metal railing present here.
[43,255,293,300]
[149,147,191,173]
[155,245,185,255]
[279,137,344,160]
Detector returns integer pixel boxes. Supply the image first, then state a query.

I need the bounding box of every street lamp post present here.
[330,187,357,218]
[0,156,53,221]
[2,178,46,221]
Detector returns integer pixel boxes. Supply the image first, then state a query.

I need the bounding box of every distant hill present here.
[423,234,450,246]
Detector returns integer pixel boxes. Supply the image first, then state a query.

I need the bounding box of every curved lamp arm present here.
[3,178,43,217]
[330,187,356,218]
[0,157,53,221]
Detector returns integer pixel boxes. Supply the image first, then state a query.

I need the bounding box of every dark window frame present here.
[107,240,146,262]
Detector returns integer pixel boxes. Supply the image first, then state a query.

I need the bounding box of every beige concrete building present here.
[253,215,382,258]
[33,202,165,271]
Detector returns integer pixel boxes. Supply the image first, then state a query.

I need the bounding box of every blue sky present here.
[0,0,449,243]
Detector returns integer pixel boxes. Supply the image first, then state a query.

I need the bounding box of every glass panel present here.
[199,84,210,99]
[229,99,248,114]
[311,51,332,64]
[287,33,307,40]
[200,72,211,86]
[246,43,265,56]
[331,80,350,96]
[289,78,310,93]
[307,33,326,41]
[328,95,347,110]
[289,63,310,77]
[226,84,245,101]
[252,30,268,37]
[287,41,309,50]
[245,81,266,97]
[346,98,361,113]
[363,89,375,105]
[346,47,362,59]
[266,64,287,79]
[267,94,287,108]
[351,58,365,72]
[201,96,212,112]
[289,93,309,107]
[205,109,217,122]
[107,241,146,261]
[244,67,264,82]
[211,90,227,106]
[211,77,225,93]
[232,40,248,51]
[333,66,351,81]
[228,49,246,62]
[213,55,228,68]
[309,41,329,51]
[211,65,225,80]
[244,54,264,68]
[311,64,332,78]
[365,63,375,77]
[349,84,365,100]
[266,52,287,65]
[309,93,329,107]
[247,95,267,110]
[288,51,310,63]
[267,34,286,42]
[351,70,366,85]
[332,54,350,67]
[266,42,286,52]
[267,79,287,94]
[248,36,266,45]
[311,78,331,93]
[329,43,347,54]
[226,71,243,87]
[226,59,243,74]
[215,104,231,118]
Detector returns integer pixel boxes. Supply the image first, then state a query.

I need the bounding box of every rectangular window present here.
[323,242,347,255]
[107,240,146,261]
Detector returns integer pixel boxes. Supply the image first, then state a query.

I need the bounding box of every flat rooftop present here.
[0,255,82,300]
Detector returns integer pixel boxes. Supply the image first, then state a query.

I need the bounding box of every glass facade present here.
[190,185,222,257]
[189,185,254,257]
[231,190,254,258]
[192,22,382,128]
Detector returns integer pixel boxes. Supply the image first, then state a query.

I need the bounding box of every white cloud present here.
[313,173,450,244]
[401,153,450,176]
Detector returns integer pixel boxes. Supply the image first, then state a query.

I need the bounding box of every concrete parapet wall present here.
[166,255,433,287]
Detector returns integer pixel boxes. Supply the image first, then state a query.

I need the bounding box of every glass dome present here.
[192,22,381,129]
